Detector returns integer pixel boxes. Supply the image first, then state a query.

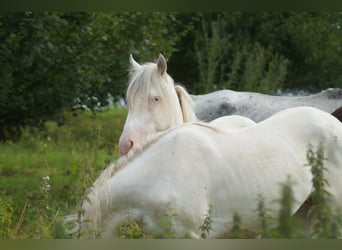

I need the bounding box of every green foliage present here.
[198,205,214,239]
[116,220,147,239]
[0,108,126,239]
[158,204,178,238]
[172,12,342,93]
[230,212,244,238]
[193,13,289,94]
[225,42,288,94]
[0,193,14,239]
[116,212,148,239]
[0,12,190,141]
[306,143,342,238]
[275,177,301,238]
[194,14,229,93]
[255,194,272,238]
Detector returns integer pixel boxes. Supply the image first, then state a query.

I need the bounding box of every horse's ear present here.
[157,54,167,76]
[130,54,141,70]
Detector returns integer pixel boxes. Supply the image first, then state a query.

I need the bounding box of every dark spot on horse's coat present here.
[218,102,237,116]
[207,99,212,103]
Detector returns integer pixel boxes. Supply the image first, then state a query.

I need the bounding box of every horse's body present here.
[66,106,342,238]
[192,88,342,122]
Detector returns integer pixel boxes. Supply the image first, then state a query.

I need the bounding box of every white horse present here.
[64,55,342,238]
[118,54,255,155]
[193,88,342,122]
[65,106,342,238]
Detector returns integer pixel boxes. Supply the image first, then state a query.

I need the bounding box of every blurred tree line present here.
[170,12,342,93]
[1,12,342,141]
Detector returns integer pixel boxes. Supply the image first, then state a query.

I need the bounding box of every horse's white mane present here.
[175,85,197,123]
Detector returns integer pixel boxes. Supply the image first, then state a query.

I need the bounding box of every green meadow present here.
[0,108,127,238]
[0,108,341,239]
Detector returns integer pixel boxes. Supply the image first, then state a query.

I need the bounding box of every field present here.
[0,108,127,239]
[0,107,341,239]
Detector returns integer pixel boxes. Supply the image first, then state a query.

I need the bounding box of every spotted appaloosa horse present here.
[192,88,342,122]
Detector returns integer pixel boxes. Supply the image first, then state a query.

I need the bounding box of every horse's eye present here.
[153,96,161,103]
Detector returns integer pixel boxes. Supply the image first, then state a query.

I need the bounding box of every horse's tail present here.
[331,107,342,122]
[63,213,81,236]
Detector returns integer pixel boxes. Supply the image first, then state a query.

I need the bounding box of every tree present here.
[0,12,190,141]
[169,12,342,93]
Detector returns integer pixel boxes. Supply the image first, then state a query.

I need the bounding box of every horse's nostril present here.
[119,139,134,156]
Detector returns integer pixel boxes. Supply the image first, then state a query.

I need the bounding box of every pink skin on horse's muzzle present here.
[118,119,149,155]
[118,136,133,155]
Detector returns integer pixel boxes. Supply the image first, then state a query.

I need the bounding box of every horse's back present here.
[193,88,342,122]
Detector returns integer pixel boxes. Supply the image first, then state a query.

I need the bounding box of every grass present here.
[1,108,341,239]
[0,108,127,239]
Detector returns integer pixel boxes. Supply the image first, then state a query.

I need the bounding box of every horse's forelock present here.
[127,62,177,114]
[126,63,155,110]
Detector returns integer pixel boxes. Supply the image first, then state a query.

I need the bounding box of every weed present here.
[115,211,148,239]
[0,193,14,239]
[0,108,126,239]
[307,143,341,238]
[198,205,214,239]
[255,194,272,238]
[230,212,244,238]
[159,204,178,238]
[275,176,297,238]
